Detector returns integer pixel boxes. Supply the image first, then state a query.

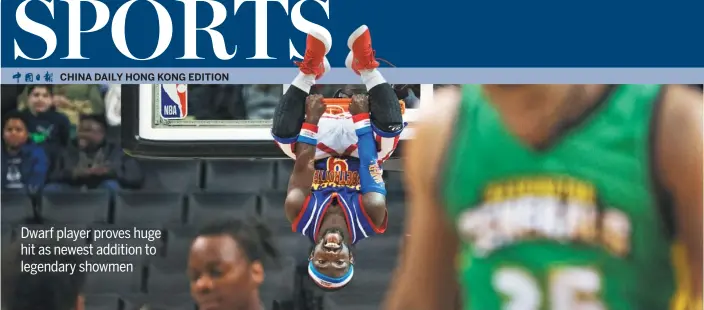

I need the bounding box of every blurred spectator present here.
[189,218,282,310]
[1,111,49,193]
[19,85,71,160]
[1,85,23,115]
[104,84,122,143]
[99,84,110,96]
[104,84,121,127]
[46,114,143,192]
[392,84,421,108]
[186,84,420,121]
[403,92,420,108]
[241,84,283,120]
[434,84,460,90]
[188,85,247,120]
[2,239,87,310]
[18,84,105,135]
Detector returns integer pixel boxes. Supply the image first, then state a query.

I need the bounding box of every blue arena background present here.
[3,0,704,68]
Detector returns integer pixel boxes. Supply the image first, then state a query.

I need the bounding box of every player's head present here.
[3,110,29,149]
[188,218,278,310]
[77,114,107,149]
[2,239,87,310]
[333,84,367,98]
[26,84,53,113]
[308,226,355,291]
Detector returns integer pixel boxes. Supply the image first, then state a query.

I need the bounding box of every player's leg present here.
[346,25,404,162]
[272,31,331,158]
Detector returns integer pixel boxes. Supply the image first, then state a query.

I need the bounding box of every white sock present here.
[291,72,316,93]
[360,69,386,91]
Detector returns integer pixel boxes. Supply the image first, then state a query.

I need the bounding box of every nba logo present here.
[160,84,188,119]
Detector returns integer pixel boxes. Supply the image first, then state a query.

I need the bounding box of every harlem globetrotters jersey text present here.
[442,85,684,310]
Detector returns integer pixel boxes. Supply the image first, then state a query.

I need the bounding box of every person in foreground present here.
[188,218,279,310]
[2,239,87,310]
[271,25,404,290]
[383,84,703,310]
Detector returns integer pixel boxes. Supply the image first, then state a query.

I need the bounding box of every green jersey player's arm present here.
[657,85,703,303]
[383,86,462,310]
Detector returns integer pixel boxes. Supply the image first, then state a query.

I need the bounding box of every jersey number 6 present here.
[493,266,604,310]
[327,158,349,171]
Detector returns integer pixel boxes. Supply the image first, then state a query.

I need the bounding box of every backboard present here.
[122,84,430,159]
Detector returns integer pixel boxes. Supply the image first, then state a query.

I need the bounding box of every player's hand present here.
[305,94,326,124]
[349,94,369,115]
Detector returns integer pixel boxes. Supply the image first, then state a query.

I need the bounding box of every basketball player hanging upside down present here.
[271,25,405,291]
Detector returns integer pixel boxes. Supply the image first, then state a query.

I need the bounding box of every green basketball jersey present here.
[442,85,680,310]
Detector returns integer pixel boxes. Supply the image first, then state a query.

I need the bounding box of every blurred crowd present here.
[186,84,420,120]
[1,84,138,196]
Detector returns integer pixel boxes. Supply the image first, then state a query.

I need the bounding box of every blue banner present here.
[3,0,704,68]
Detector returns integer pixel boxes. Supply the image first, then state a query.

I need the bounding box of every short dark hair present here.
[2,238,87,310]
[195,217,279,264]
[26,84,53,96]
[79,114,107,130]
[2,110,29,131]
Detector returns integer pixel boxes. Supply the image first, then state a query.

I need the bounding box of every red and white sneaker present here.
[295,29,332,80]
[345,25,380,75]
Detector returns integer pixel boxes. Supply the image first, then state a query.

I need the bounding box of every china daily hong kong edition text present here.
[13,0,332,61]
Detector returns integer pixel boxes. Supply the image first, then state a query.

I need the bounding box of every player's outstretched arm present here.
[284,95,326,222]
[350,94,388,227]
[383,87,462,310]
[657,85,703,308]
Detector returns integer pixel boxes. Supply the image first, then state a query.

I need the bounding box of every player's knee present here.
[272,111,303,138]
[272,89,307,138]
[369,83,404,133]
[369,99,404,134]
